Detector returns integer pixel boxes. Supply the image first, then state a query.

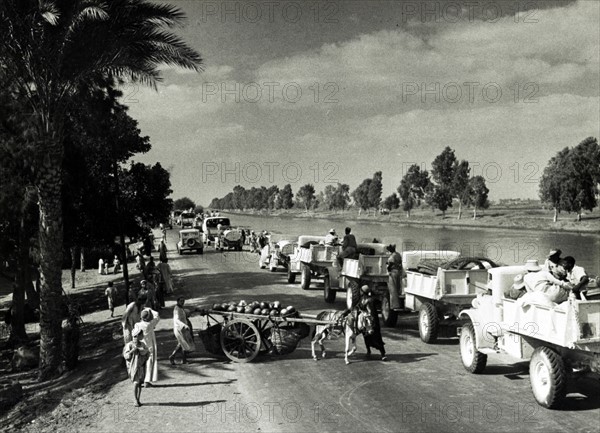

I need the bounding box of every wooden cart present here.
[198,310,336,363]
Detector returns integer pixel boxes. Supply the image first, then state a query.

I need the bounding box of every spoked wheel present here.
[530,346,567,409]
[252,320,273,353]
[418,303,439,343]
[220,319,261,363]
[459,322,487,373]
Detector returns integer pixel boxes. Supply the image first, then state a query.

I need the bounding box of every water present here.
[228,212,600,274]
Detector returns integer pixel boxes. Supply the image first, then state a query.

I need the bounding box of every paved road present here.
[85,230,599,433]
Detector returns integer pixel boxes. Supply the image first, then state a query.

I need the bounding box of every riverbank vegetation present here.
[209,139,600,234]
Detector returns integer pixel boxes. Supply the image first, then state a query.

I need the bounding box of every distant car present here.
[202,217,231,246]
[177,229,203,255]
[180,212,196,228]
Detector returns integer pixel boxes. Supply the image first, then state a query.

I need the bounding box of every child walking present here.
[105,282,117,318]
[123,327,150,407]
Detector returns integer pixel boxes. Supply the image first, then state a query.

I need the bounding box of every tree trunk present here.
[80,247,85,272]
[406,210,410,218]
[473,206,477,220]
[9,189,35,343]
[442,210,446,218]
[70,247,77,289]
[553,208,558,223]
[457,202,462,219]
[37,160,65,381]
[10,226,30,343]
[577,212,582,222]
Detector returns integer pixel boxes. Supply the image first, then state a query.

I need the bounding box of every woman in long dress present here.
[133,308,160,387]
[121,297,145,344]
[157,259,174,294]
[169,297,195,365]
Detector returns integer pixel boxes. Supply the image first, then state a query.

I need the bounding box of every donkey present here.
[311,309,374,365]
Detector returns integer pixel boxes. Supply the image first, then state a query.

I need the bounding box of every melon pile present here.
[211,300,298,317]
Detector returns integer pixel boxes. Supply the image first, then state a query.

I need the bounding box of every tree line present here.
[208,147,492,219]
[1,0,202,379]
[209,140,600,223]
[539,137,600,222]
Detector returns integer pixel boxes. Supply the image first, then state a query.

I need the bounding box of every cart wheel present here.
[418,303,439,343]
[459,322,487,373]
[220,319,261,363]
[287,267,296,284]
[346,280,361,309]
[301,265,311,290]
[530,346,567,409]
[324,273,336,303]
[381,294,398,327]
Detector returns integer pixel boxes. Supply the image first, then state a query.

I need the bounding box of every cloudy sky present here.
[124,0,599,206]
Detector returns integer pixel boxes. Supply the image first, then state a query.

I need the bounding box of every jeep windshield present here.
[205,218,230,228]
[181,212,195,219]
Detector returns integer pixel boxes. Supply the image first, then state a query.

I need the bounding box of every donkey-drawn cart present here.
[198,309,337,363]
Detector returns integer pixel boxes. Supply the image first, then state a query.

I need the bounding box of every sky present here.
[124,0,600,207]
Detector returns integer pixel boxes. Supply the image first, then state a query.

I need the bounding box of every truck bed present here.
[405,268,489,302]
[502,298,600,350]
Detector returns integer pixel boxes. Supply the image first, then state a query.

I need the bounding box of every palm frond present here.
[40,1,60,26]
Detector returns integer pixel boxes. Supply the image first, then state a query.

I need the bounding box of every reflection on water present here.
[229,212,600,274]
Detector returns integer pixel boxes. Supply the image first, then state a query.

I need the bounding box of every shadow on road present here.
[151,380,235,388]
[145,399,227,407]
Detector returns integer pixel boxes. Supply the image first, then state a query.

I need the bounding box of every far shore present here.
[221,205,600,236]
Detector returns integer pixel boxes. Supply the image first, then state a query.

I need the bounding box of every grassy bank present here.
[226,204,600,235]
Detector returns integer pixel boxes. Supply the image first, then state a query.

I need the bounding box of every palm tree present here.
[0,0,202,380]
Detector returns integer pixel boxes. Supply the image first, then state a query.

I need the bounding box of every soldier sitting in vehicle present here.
[324,228,339,246]
[337,227,357,268]
[562,256,589,300]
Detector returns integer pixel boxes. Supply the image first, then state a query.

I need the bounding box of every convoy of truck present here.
[165,217,599,410]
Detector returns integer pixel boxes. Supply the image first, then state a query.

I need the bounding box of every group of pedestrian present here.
[506,248,590,303]
[98,255,121,275]
[120,295,199,406]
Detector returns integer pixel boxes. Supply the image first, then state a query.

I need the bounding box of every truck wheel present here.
[301,265,311,290]
[324,274,336,303]
[287,267,296,284]
[460,322,487,373]
[530,346,567,409]
[346,280,361,309]
[418,303,439,343]
[381,294,398,327]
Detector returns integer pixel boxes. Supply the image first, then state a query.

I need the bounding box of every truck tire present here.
[530,346,567,409]
[324,274,336,303]
[346,280,361,309]
[301,265,311,290]
[197,248,203,255]
[418,303,439,343]
[459,322,487,373]
[287,267,296,284]
[381,294,398,327]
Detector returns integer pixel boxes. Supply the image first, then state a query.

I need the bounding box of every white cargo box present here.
[299,244,341,263]
[342,255,388,279]
[406,267,489,302]
[502,298,600,349]
[402,250,461,270]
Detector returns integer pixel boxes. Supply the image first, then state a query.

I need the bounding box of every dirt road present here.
[13,229,600,433]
